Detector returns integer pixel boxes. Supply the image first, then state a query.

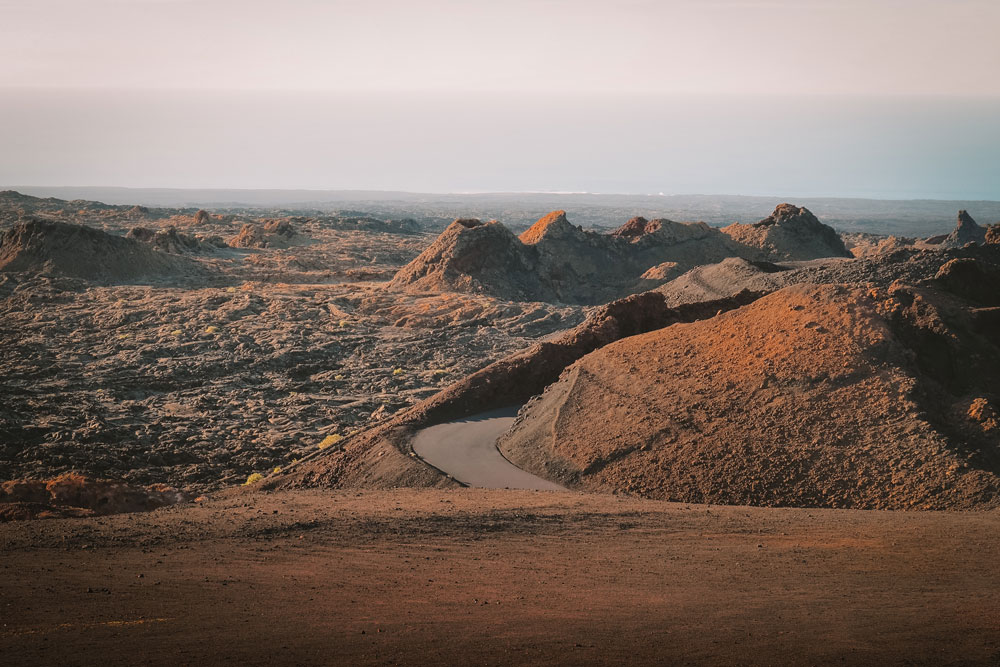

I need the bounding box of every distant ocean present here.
[1,90,998,200]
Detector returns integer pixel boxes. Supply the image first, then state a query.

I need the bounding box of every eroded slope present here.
[499,276,1000,509]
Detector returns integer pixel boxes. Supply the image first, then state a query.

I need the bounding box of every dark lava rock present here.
[942,210,987,248]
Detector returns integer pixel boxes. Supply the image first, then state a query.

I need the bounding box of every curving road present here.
[412,407,565,491]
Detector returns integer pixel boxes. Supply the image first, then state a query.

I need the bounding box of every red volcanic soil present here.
[500,282,1000,509]
[2,489,1000,666]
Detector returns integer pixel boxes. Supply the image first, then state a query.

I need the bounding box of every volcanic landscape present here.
[2,190,999,665]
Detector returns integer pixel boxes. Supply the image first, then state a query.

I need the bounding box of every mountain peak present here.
[519,210,572,245]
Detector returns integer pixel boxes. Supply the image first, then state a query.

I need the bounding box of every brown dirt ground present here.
[2,489,999,666]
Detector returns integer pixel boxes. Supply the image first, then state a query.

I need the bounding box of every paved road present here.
[412,407,565,491]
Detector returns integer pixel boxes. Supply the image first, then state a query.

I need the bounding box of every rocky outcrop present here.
[387,218,545,300]
[986,224,1000,245]
[518,210,582,245]
[611,216,663,240]
[932,257,1000,307]
[721,203,852,260]
[655,241,1000,308]
[229,219,307,249]
[0,219,200,282]
[942,210,988,248]
[389,204,848,304]
[126,226,226,254]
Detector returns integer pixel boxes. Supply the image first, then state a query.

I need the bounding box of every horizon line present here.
[6,185,1000,205]
[4,86,1000,100]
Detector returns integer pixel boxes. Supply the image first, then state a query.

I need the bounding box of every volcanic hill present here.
[388,204,850,304]
[941,210,988,248]
[498,258,1000,509]
[0,218,202,282]
[276,239,1000,510]
[721,203,850,260]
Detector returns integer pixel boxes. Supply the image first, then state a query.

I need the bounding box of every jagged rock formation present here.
[499,273,1000,510]
[516,211,730,302]
[987,224,1000,245]
[722,203,852,260]
[0,219,200,282]
[126,226,227,254]
[941,210,988,248]
[387,218,544,299]
[229,219,307,249]
[519,210,579,244]
[389,205,848,304]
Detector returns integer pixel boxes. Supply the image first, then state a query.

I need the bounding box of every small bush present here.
[205,325,219,334]
[243,473,263,486]
[392,368,404,376]
[318,434,343,449]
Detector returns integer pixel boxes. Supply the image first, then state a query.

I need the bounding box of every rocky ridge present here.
[389,204,851,304]
[721,203,851,260]
[229,219,308,249]
[0,219,204,282]
[126,226,228,254]
[498,257,1000,509]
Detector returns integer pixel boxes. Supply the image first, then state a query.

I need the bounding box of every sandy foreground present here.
[2,489,999,666]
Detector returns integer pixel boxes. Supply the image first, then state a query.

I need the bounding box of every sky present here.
[1,0,999,197]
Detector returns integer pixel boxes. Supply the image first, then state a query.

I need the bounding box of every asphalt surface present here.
[411,407,565,491]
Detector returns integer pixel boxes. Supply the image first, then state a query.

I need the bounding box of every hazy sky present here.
[2,0,999,197]
[3,0,999,95]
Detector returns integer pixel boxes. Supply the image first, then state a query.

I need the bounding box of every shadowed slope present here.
[0,218,202,282]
